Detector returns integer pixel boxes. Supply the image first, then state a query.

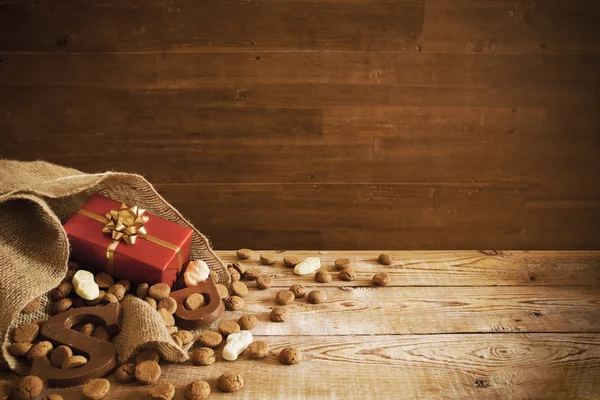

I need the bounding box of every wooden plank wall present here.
[0,0,599,250]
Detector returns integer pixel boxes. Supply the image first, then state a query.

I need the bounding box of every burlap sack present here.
[0,160,229,373]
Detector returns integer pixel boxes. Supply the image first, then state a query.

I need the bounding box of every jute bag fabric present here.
[0,160,229,373]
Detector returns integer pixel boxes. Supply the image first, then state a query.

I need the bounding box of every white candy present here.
[72,270,94,288]
[293,257,321,276]
[184,260,211,287]
[222,330,253,361]
[75,280,100,300]
[72,269,100,300]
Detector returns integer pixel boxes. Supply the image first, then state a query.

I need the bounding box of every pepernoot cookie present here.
[373,272,390,286]
[238,315,258,330]
[215,284,230,300]
[307,290,327,304]
[12,375,43,400]
[52,297,73,314]
[315,270,332,283]
[52,282,72,300]
[102,293,118,304]
[63,355,88,369]
[26,341,53,361]
[245,268,262,281]
[185,293,206,310]
[275,290,295,305]
[236,248,253,260]
[227,267,241,282]
[135,360,161,385]
[85,291,105,306]
[260,253,276,265]
[82,378,110,400]
[231,262,247,278]
[116,279,131,292]
[50,345,73,368]
[197,331,223,348]
[114,363,136,383]
[289,284,306,298]
[159,308,175,326]
[136,283,149,298]
[334,258,351,270]
[191,347,216,366]
[149,283,171,300]
[21,297,41,314]
[230,281,248,297]
[185,380,211,400]
[378,253,393,265]
[107,284,126,301]
[224,296,244,311]
[94,273,114,289]
[246,341,269,359]
[270,307,290,322]
[283,256,301,267]
[158,297,178,314]
[8,342,32,357]
[174,330,193,345]
[92,326,109,341]
[148,382,175,400]
[256,274,273,290]
[217,372,244,392]
[279,347,303,365]
[79,323,95,336]
[338,268,357,281]
[145,297,157,309]
[219,321,241,337]
[136,349,160,364]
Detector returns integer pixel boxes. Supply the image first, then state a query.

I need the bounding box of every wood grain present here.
[33,334,600,399]
[216,250,600,287]
[423,0,600,54]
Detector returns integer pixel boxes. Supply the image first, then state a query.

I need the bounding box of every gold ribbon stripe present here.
[77,209,182,271]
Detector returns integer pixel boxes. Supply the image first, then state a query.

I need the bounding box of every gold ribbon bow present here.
[102,203,149,245]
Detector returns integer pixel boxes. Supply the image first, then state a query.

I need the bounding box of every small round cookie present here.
[230,281,248,297]
[21,297,41,314]
[79,323,95,336]
[148,283,171,300]
[171,334,183,347]
[314,270,332,283]
[94,273,114,289]
[45,394,64,400]
[114,363,136,383]
[373,272,390,286]
[236,248,253,260]
[246,341,268,359]
[158,297,178,314]
[159,308,175,326]
[184,293,206,310]
[279,347,303,365]
[275,290,295,305]
[238,315,258,330]
[136,349,160,364]
[167,326,178,335]
[135,360,161,385]
[107,284,126,301]
[102,293,119,304]
[338,268,357,281]
[53,297,73,314]
[148,382,175,400]
[26,341,53,361]
[116,280,131,292]
[283,256,301,268]
[63,355,88,369]
[334,258,351,270]
[228,267,241,282]
[52,282,72,300]
[224,296,244,311]
[173,330,193,345]
[12,375,43,400]
[8,342,33,357]
[307,290,327,304]
[196,331,223,349]
[82,378,110,400]
[289,284,306,299]
[219,321,241,337]
[136,283,149,298]
[92,326,109,341]
[145,297,157,309]
[256,274,273,290]
[378,253,393,265]
[270,307,290,322]
[260,252,276,265]
[231,262,247,278]
[245,268,262,281]
[85,290,106,306]
[50,345,73,368]
[215,284,230,300]
[191,347,216,366]
[217,372,244,392]
[209,270,219,283]
[64,267,78,282]
[185,380,211,400]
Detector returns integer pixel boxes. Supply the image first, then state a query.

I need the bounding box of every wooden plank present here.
[0,0,425,53]
[153,183,600,250]
[423,0,600,54]
[35,334,600,399]
[214,250,600,287]
[201,286,600,335]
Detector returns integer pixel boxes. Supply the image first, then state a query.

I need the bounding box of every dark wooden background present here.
[1,0,599,250]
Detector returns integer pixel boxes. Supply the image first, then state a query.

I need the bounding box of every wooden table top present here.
[5,250,600,399]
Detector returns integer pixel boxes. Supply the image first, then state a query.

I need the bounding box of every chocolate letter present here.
[30,302,121,387]
[170,279,224,329]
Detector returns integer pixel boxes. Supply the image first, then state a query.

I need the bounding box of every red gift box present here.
[64,194,192,287]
